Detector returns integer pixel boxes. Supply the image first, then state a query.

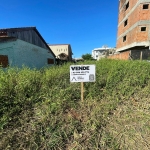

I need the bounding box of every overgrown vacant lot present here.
[0,59,150,150]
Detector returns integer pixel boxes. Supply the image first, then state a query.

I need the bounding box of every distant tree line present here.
[82,53,95,60]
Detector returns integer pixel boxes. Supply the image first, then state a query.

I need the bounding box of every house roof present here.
[93,47,111,51]
[0,27,56,58]
[0,26,35,32]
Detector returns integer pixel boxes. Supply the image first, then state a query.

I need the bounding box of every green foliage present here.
[0,59,150,149]
[82,53,93,60]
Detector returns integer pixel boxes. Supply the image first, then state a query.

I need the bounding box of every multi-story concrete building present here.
[48,44,73,62]
[115,0,150,60]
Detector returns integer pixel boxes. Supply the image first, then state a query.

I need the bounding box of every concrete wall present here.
[49,45,72,61]
[0,39,55,69]
[49,45,68,56]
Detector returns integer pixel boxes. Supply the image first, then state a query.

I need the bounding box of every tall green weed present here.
[0,59,150,149]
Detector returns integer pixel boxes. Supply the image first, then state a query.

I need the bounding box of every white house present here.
[92,46,114,60]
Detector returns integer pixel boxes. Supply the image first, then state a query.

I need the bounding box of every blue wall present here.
[0,39,55,69]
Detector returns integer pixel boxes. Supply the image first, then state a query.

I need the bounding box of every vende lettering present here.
[71,66,90,71]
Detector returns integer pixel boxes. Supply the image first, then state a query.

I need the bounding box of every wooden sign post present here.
[140,51,143,61]
[81,82,84,101]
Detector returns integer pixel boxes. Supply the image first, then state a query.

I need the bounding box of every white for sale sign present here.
[70,65,96,82]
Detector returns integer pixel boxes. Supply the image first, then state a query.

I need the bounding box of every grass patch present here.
[0,59,150,149]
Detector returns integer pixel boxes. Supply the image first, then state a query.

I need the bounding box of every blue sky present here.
[0,0,118,58]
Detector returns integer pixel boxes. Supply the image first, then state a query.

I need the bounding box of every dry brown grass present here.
[101,87,150,150]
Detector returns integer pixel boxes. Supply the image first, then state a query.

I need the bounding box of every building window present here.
[0,31,7,36]
[124,19,128,27]
[143,4,149,9]
[141,27,146,31]
[123,36,126,42]
[125,2,129,10]
[47,58,54,64]
[0,55,9,68]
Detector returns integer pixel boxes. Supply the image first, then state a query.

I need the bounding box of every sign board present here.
[70,65,96,82]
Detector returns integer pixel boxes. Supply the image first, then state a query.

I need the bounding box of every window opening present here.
[123,36,126,42]
[141,27,146,31]
[124,19,128,27]
[47,58,54,64]
[125,2,129,10]
[143,4,149,9]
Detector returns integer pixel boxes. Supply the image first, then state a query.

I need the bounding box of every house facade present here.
[116,0,150,60]
[92,46,114,60]
[48,44,73,62]
[0,27,56,68]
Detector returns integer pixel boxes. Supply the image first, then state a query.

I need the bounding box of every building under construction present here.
[109,0,150,60]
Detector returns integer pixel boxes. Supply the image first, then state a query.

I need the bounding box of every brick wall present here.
[117,26,149,48]
[107,51,130,60]
[117,4,140,37]
[118,0,139,25]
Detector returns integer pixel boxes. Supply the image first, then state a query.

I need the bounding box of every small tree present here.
[82,53,93,60]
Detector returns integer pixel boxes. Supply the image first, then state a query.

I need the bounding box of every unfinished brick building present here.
[114,0,150,60]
